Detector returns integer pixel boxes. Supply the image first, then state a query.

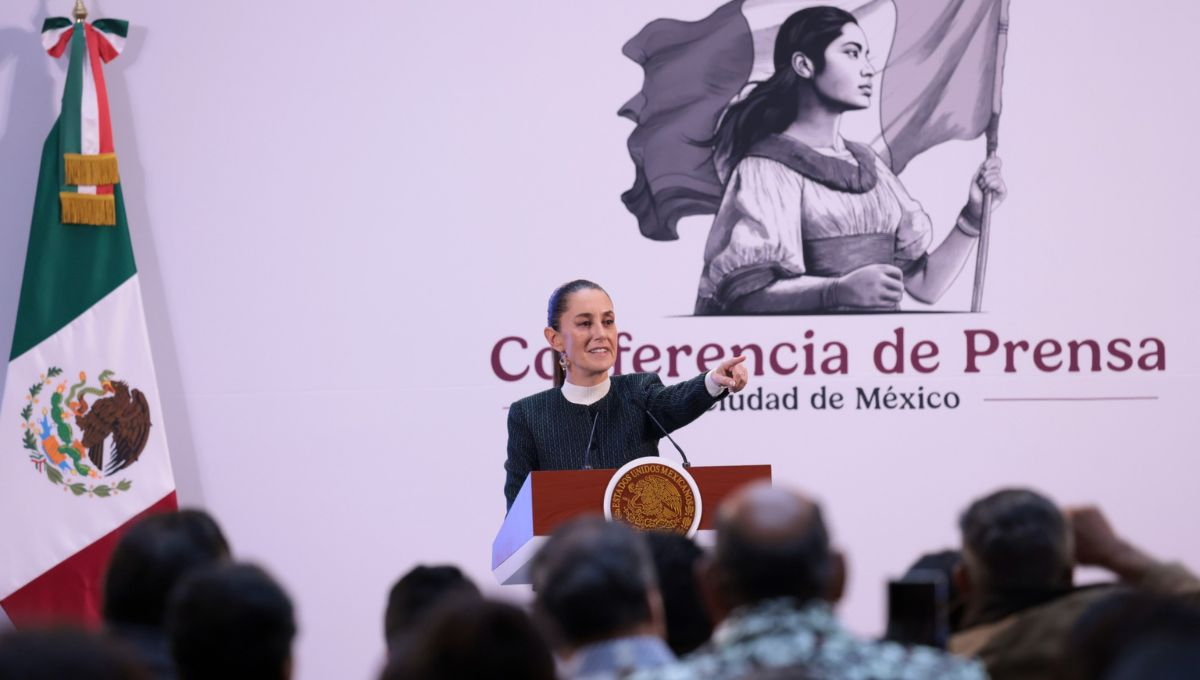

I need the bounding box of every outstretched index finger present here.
[721,354,748,370]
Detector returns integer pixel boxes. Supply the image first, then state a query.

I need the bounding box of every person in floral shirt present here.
[635,484,986,680]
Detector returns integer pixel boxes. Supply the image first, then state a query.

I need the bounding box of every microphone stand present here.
[581,408,600,470]
[643,408,691,468]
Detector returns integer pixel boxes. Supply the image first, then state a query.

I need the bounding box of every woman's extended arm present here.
[641,357,753,433]
[905,157,1007,303]
[904,228,978,303]
[730,275,837,312]
[729,265,907,312]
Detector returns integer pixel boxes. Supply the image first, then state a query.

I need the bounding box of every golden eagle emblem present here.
[606,460,698,534]
[19,367,150,497]
[76,379,152,475]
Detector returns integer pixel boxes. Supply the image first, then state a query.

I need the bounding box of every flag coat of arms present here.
[0,15,176,626]
[620,0,1010,241]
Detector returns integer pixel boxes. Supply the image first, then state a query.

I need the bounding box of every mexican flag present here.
[0,16,176,626]
[620,0,1011,240]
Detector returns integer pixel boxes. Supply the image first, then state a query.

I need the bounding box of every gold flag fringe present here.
[64,153,120,186]
[60,192,116,226]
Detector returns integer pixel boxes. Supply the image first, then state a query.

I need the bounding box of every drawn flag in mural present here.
[0,15,177,627]
[620,0,1010,241]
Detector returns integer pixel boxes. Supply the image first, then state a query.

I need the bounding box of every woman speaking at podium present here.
[503,280,750,509]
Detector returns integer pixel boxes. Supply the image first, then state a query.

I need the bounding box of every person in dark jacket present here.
[504,279,749,509]
[949,489,1200,680]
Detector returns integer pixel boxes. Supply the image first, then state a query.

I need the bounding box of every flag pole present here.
[971,0,1011,313]
[72,0,88,23]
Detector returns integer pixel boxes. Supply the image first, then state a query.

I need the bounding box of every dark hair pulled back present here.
[708,7,858,167]
[547,279,607,387]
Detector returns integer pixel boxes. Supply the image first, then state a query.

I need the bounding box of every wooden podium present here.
[492,464,771,585]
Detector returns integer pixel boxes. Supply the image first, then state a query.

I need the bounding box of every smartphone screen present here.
[885,569,949,649]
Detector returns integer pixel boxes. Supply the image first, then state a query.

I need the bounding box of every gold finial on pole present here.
[72,0,88,23]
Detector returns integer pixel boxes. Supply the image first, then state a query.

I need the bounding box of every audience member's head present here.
[1061,592,1200,680]
[531,516,663,652]
[708,483,843,616]
[0,628,150,680]
[645,530,713,655]
[379,596,556,680]
[167,563,296,680]
[957,489,1073,596]
[104,509,231,629]
[384,565,479,651]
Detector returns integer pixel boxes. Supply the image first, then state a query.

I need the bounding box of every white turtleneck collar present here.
[560,376,612,405]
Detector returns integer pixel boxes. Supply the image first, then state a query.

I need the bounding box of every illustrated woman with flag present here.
[693,6,1007,314]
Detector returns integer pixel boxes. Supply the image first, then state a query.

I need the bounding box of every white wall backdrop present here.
[2,1,1199,679]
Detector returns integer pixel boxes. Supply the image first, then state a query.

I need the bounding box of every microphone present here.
[638,398,692,468]
[582,406,601,470]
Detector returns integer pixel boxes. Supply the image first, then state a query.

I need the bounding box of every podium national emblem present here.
[18,367,150,498]
[604,457,702,536]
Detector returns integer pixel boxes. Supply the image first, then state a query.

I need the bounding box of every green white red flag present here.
[0,16,176,626]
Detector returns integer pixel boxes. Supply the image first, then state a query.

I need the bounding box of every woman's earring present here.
[559,354,569,371]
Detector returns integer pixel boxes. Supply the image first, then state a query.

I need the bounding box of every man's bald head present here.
[714,483,833,606]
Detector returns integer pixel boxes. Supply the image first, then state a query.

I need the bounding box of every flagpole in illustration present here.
[971,0,1012,313]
